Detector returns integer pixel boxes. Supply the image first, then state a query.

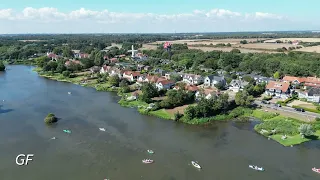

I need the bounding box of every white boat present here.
[68,92,71,94]
[142,159,154,164]
[249,165,264,171]
[312,167,320,174]
[99,128,106,131]
[147,150,154,154]
[51,137,56,140]
[191,161,201,169]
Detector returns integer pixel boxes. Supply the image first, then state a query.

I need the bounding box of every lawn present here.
[271,130,320,146]
[149,109,174,120]
[118,99,148,108]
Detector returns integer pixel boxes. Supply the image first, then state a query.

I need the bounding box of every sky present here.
[0,0,319,34]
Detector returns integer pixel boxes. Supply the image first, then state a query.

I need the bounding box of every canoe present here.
[142,159,154,164]
[191,161,201,169]
[147,150,154,154]
[63,130,71,134]
[99,128,106,131]
[312,167,320,173]
[249,165,264,171]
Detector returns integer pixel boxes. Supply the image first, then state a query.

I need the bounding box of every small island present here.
[0,61,5,71]
[44,113,58,124]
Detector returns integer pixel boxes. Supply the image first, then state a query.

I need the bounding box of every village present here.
[45,44,320,120]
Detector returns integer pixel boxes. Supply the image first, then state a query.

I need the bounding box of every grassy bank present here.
[252,109,320,146]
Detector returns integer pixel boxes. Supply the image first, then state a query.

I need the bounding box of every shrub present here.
[254,118,299,136]
[174,111,183,121]
[62,71,71,77]
[298,124,314,137]
[44,113,58,124]
[292,105,320,113]
[263,96,272,101]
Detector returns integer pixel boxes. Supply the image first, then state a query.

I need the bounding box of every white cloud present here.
[0,7,314,33]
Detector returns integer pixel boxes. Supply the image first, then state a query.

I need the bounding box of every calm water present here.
[0,65,319,180]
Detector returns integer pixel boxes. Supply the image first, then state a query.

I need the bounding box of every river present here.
[0,65,319,180]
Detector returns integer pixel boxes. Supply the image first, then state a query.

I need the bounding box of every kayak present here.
[99,128,106,131]
[63,130,71,134]
[191,161,201,169]
[142,159,154,164]
[312,167,320,174]
[147,150,154,154]
[249,165,264,171]
[51,137,56,140]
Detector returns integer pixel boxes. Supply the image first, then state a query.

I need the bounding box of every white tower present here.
[128,45,138,58]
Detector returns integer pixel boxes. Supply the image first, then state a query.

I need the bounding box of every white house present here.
[182,74,204,85]
[156,80,175,90]
[195,89,216,100]
[265,81,291,99]
[204,75,226,87]
[100,65,112,74]
[298,88,320,103]
[228,80,249,92]
[122,71,141,82]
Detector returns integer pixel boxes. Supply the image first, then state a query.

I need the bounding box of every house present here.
[137,64,145,71]
[182,74,204,85]
[123,71,141,81]
[109,58,119,63]
[143,66,152,71]
[156,80,175,90]
[72,50,80,58]
[228,79,249,92]
[100,65,112,74]
[195,89,217,100]
[174,84,199,92]
[265,81,291,99]
[298,88,320,103]
[204,75,226,87]
[154,69,167,76]
[65,60,81,66]
[282,75,304,84]
[79,53,89,59]
[90,66,100,74]
[47,52,59,61]
[109,68,122,77]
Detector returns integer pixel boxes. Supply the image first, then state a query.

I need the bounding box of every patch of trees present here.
[140,83,159,103]
[44,113,58,124]
[184,93,229,120]
[159,89,194,109]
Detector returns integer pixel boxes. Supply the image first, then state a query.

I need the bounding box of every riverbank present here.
[33,67,320,146]
[251,109,320,146]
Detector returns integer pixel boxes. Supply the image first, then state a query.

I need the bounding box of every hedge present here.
[292,105,320,114]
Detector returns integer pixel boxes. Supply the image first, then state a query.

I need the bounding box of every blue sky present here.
[0,0,319,33]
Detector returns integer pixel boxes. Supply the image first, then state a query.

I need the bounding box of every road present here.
[254,100,320,119]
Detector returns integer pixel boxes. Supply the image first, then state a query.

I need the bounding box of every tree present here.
[0,61,5,71]
[56,63,67,73]
[35,56,50,67]
[44,113,58,124]
[214,82,225,90]
[298,124,314,137]
[94,51,104,66]
[63,47,73,58]
[230,48,241,53]
[140,83,158,101]
[47,61,58,71]
[235,90,254,107]
[109,75,120,87]
[240,40,248,44]
[80,58,94,69]
[273,71,280,79]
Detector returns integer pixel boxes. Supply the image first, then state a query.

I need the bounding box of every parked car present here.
[295,108,305,112]
[275,104,281,107]
[261,100,270,104]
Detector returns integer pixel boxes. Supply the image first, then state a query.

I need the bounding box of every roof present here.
[102,65,112,71]
[79,53,89,58]
[158,80,174,85]
[72,50,80,54]
[124,71,140,76]
[186,85,199,92]
[308,88,320,96]
[110,58,118,61]
[283,76,304,83]
[206,75,224,81]
[266,81,290,92]
[146,75,160,83]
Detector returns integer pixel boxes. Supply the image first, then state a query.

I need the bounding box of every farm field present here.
[237,43,296,50]
[294,45,320,53]
[264,38,320,43]
[188,46,280,53]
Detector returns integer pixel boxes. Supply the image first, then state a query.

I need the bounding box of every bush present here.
[254,118,299,136]
[62,71,71,77]
[292,105,320,114]
[316,117,320,122]
[262,96,272,101]
[44,113,58,124]
[174,111,183,121]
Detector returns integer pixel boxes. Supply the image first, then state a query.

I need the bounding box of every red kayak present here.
[312,167,320,174]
